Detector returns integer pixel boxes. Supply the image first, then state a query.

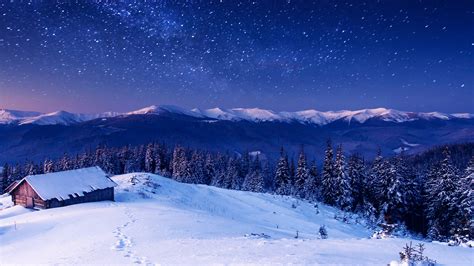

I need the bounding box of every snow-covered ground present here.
[0,173,471,265]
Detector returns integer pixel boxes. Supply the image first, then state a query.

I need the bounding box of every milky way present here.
[0,1,472,113]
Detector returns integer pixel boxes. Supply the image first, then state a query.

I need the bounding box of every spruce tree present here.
[348,154,366,212]
[153,148,164,175]
[275,148,290,195]
[322,139,336,205]
[370,151,390,215]
[294,149,309,198]
[464,156,474,176]
[102,150,118,174]
[43,159,55,173]
[240,151,250,179]
[190,150,205,184]
[383,157,407,224]
[226,157,241,189]
[453,157,474,240]
[426,147,460,240]
[1,164,9,192]
[263,160,274,191]
[25,162,38,176]
[243,156,264,192]
[203,153,215,185]
[172,145,187,182]
[333,145,352,210]
[144,143,155,173]
[305,160,321,200]
[212,153,227,187]
[59,153,73,171]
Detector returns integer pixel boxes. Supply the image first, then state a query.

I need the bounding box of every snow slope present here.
[0,173,471,265]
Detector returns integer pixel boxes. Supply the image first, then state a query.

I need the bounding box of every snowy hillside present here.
[1,105,472,126]
[0,173,471,265]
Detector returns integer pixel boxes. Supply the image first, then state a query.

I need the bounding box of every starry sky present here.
[0,0,472,113]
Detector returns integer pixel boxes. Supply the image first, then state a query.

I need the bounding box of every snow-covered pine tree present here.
[243,156,264,192]
[452,156,474,241]
[153,147,164,175]
[119,146,134,173]
[125,146,142,173]
[43,159,55,173]
[144,143,155,173]
[59,153,73,171]
[333,145,352,210]
[137,145,147,171]
[371,151,390,215]
[153,144,170,177]
[261,159,273,191]
[190,150,206,184]
[383,155,409,224]
[72,154,80,170]
[102,149,119,174]
[362,201,378,228]
[93,145,106,169]
[322,139,336,205]
[240,151,250,178]
[25,162,38,176]
[10,164,23,182]
[80,150,94,169]
[171,145,188,182]
[203,153,215,185]
[211,152,227,187]
[425,147,460,240]
[304,160,321,200]
[0,164,10,192]
[347,154,366,212]
[275,148,290,195]
[465,156,474,176]
[294,149,310,198]
[397,154,422,229]
[226,157,241,189]
[182,157,195,184]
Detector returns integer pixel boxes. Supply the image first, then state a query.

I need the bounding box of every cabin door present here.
[26,197,34,208]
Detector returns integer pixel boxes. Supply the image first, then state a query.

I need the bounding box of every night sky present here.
[0,1,472,113]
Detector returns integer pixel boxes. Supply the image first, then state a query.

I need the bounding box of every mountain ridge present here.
[1,105,472,126]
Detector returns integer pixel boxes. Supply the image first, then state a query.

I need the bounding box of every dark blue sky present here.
[0,1,472,113]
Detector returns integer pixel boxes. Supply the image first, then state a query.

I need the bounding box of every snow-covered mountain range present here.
[0,109,119,126]
[1,104,473,164]
[1,105,472,126]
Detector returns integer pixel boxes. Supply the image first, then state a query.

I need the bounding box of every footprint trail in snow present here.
[111,207,153,265]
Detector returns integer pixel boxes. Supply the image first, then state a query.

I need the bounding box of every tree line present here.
[1,141,472,243]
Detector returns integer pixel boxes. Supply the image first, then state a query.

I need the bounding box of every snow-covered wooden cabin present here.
[7,167,117,209]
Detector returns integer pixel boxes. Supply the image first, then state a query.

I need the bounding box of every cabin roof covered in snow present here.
[10,167,117,201]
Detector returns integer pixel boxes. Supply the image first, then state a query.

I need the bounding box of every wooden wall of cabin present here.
[11,181,46,208]
[45,187,114,208]
[11,184,114,209]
